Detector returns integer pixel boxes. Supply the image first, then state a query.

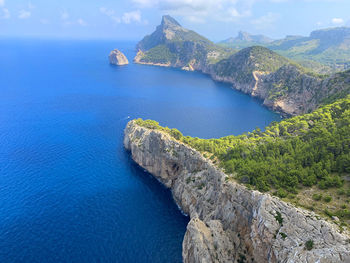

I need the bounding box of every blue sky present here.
[1,0,349,41]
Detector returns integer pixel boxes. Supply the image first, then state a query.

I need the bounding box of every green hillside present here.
[213,46,291,84]
[134,96,350,226]
[219,27,350,74]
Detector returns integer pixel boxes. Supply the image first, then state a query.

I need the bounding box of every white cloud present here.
[100,7,121,23]
[1,7,9,19]
[251,12,280,29]
[0,0,4,7]
[61,11,69,20]
[132,0,255,23]
[18,9,31,19]
[122,10,141,24]
[100,7,114,17]
[77,18,87,26]
[331,17,344,25]
[100,7,144,24]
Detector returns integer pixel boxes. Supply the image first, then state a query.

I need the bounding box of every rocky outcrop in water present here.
[109,49,129,66]
[124,120,350,263]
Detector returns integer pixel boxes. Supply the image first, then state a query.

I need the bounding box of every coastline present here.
[133,59,293,118]
[124,120,350,263]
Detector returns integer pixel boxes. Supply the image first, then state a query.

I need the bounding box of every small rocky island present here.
[109,49,129,66]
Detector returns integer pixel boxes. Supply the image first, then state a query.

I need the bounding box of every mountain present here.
[220,31,274,49]
[211,46,290,85]
[269,27,350,73]
[135,15,234,70]
[136,15,211,51]
[127,16,350,262]
[219,27,350,74]
[134,16,350,116]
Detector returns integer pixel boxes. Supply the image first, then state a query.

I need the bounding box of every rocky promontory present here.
[109,49,129,66]
[124,120,350,263]
[134,15,350,116]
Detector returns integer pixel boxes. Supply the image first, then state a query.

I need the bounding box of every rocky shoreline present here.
[124,120,350,263]
[133,57,314,117]
[131,16,350,118]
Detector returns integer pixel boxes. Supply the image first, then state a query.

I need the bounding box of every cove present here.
[0,39,280,262]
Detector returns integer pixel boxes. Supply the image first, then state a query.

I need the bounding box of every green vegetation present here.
[324,195,332,203]
[305,240,314,251]
[280,232,288,240]
[213,46,291,84]
[275,211,284,226]
[219,27,350,74]
[138,15,233,67]
[141,45,177,64]
[134,17,350,226]
[135,95,350,197]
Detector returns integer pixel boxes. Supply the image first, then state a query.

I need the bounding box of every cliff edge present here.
[124,120,350,263]
[134,16,350,116]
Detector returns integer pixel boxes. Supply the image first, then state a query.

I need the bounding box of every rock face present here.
[124,120,350,263]
[134,16,350,116]
[109,49,129,66]
[134,15,231,74]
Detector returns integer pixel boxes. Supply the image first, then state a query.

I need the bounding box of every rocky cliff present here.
[134,16,350,116]
[109,49,129,66]
[124,120,350,263]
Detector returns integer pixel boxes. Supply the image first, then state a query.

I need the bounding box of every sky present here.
[0,0,350,41]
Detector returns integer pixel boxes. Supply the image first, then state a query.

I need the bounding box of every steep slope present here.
[210,46,290,86]
[133,16,350,116]
[134,15,234,70]
[124,117,350,263]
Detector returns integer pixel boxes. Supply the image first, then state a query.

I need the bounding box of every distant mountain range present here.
[220,31,274,49]
[219,27,350,73]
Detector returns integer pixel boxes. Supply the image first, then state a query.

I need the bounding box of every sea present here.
[0,38,280,262]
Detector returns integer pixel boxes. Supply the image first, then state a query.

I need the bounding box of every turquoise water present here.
[0,39,280,262]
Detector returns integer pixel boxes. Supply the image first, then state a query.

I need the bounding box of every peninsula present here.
[121,15,350,263]
[132,16,350,116]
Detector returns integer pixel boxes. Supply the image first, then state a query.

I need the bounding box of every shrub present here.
[324,195,332,203]
[305,240,314,250]
[312,193,323,201]
[276,189,288,198]
[275,211,283,225]
[280,232,288,240]
[170,128,183,140]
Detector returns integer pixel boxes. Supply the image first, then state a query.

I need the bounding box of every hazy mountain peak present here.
[220,31,273,48]
[161,15,182,28]
[137,15,211,51]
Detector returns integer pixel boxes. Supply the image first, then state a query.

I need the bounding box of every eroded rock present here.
[124,120,350,263]
[109,49,129,66]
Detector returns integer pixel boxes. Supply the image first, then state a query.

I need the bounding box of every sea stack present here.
[109,49,129,66]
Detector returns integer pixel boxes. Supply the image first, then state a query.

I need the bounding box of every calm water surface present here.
[0,39,280,262]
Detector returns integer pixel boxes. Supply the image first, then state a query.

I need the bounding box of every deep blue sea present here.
[0,39,280,262]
